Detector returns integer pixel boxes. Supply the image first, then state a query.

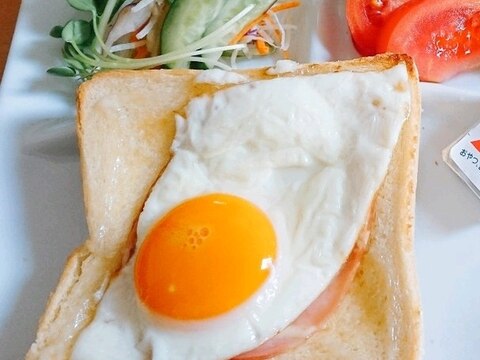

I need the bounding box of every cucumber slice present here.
[161,0,225,68]
[161,0,277,68]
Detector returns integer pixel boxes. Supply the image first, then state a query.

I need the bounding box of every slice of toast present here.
[27,53,421,359]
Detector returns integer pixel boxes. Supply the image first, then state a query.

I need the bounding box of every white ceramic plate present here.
[1,1,479,359]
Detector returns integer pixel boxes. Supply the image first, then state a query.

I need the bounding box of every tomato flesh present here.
[346,0,412,56]
[377,0,480,82]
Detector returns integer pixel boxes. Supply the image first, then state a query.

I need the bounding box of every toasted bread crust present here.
[27,54,421,360]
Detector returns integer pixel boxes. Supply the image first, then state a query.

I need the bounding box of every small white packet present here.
[443,122,480,199]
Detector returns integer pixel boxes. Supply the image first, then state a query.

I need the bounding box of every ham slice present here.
[234,225,370,359]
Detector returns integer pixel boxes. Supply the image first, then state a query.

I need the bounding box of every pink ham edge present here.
[233,225,370,359]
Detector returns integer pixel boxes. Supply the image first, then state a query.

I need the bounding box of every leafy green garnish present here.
[49,25,64,38]
[47,66,78,77]
[93,0,110,14]
[66,0,97,13]
[62,20,93,46]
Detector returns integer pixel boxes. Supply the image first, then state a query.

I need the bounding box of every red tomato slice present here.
[346,0,412,56]
[377,0,480,82]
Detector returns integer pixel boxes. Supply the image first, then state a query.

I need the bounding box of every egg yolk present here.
[134,193,277,320]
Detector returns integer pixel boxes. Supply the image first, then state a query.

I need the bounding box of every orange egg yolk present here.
[134,193,277,321]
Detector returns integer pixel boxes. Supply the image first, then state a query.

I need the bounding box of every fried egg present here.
[72,64,410,360]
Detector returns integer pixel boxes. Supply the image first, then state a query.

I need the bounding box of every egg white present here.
[72,64,410,360]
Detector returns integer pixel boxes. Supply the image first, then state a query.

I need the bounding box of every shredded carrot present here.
[262,14,282,43]
[229,14,268,44]
[230,1,300,47]
[129,33,150,59]
[271,0,300,12]
[274,28,283,44]
[133,45,149,59]
[256,39,270,55]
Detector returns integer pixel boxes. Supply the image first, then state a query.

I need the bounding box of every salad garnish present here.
[48,0,299,80]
